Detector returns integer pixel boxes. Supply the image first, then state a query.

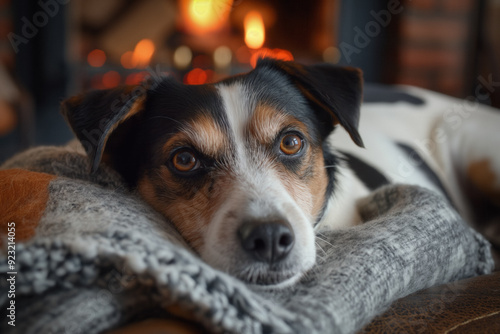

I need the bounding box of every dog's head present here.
[62,59,363,286]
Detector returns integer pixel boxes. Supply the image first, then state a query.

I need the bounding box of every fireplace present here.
[1,0,499,163]
[69,0,342,91]
[5,0,422,105]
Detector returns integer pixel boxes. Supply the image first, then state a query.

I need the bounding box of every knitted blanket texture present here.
[0,145,494,334]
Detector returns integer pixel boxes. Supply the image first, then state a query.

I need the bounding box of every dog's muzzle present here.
[237,218,295,264]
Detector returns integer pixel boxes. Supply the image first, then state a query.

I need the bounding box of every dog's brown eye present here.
[280,134,302,155]
[172,150,199,172]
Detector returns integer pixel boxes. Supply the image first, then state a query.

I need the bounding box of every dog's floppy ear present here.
[61,84,148,173]
[256,58,364,147]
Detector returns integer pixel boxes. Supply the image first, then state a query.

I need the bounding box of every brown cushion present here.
[360,272,500,333]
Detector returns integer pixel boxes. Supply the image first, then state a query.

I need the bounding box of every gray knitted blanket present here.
[0,145,494,334]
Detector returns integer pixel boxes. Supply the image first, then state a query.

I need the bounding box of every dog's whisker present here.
[315,235,334,248]
[314,240,329,261]
[315,242,327,256]
[315,233,327,240]
[316,254,327,262]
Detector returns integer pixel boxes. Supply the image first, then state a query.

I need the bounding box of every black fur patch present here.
[316,143,339,225]
[138,79,231,191]
[397,143,455,207]
[340,151,389,190]
[363,83,425,105]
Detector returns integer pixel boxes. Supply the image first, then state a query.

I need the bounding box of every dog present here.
[61,58,500,287]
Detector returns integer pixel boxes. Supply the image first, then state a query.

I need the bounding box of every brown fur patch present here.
[249,104,289,144]
[308,149,329,217]
[142,114,235,250]
[468,159,500,206]
[276,146,328,219]
[138,168,234,250]
[249,104,311,146]
[0,169,56,248]
[179,113,228,157]
[159,113,229,161]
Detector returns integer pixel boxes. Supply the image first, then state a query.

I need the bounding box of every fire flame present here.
[184,68,215,85]
[181,0,233,35]
[87,49,106,67]
[250,48,294,68]
[244,11,265,49]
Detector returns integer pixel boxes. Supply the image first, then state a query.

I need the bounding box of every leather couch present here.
[360,272,500,333]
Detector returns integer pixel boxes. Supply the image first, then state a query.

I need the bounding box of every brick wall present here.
[0,0,13,69]
[394,0,477,97]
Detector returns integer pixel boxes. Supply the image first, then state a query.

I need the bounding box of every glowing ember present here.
[126,71,149,85]
[184,68,208,85]
[244,11,265,49]
[87,49,106,67]
[181,0,233,35]
[102,71,121,88]
[125,73,138,85]
[132,39,155,69]
[250,48,294,68]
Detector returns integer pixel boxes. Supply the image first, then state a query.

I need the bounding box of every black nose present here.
[238,220,295,264]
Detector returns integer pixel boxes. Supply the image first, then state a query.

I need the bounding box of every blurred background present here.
[0,0,499,163]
